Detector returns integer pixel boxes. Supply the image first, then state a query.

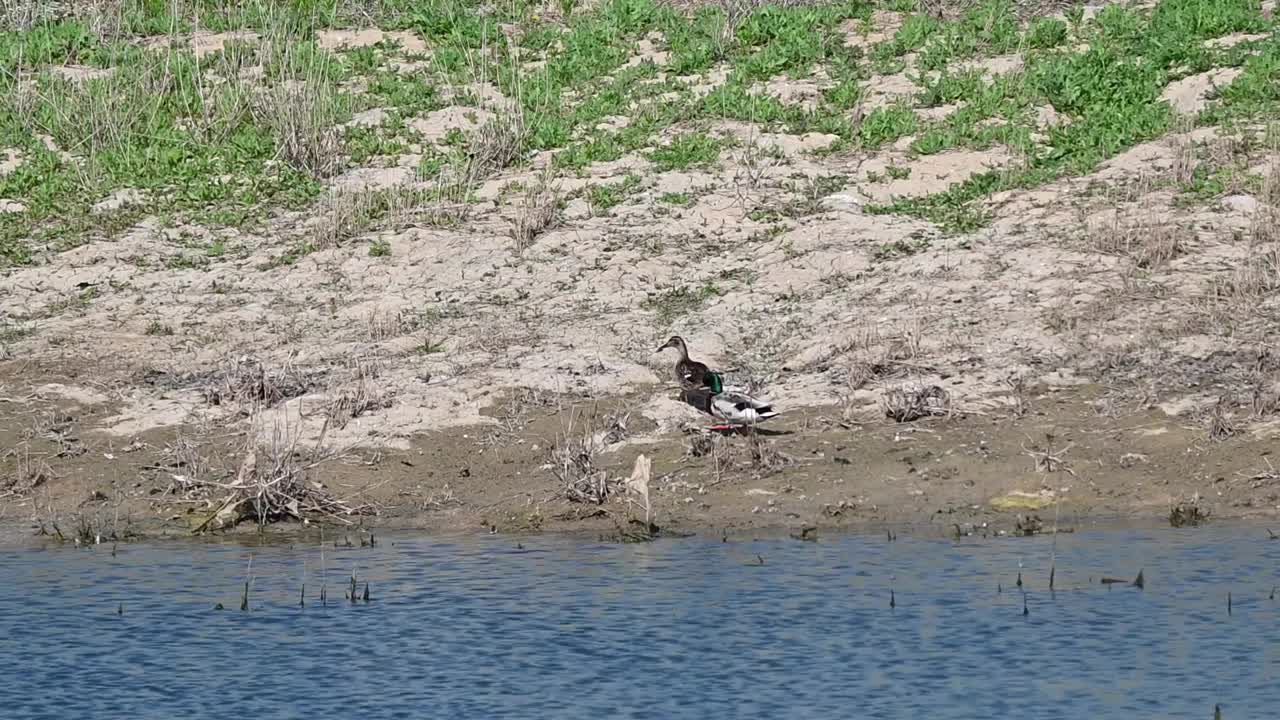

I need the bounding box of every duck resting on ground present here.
[678,386,779,431]
[655,336,779,431]
[655,335,724,391]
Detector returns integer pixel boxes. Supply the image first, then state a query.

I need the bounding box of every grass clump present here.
[1201,39,1280,124]
[0,17,351,265]
[649,133,723,171]
[863,0,1280,231]
[1025,17,1069,50]
[2,0,1275,265]
[510,170,561,252]
[914,0,1021,71]
[859,105,918,148]
[586,173,642,215]
[643,281,724,324]
[658,191,695,207]
[1031,44,1171,170]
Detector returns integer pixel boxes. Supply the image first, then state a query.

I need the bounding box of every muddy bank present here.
[3,356,1277,546]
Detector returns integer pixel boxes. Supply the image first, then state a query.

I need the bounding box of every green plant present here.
[144,320,175,336]
[648,133,723,171]
[872,236,932,261]
[642,282,724,324]
[1026,17,1068,50]
[886,165,911,180]
[915,0,1020,72]
[659,191,694,207]
[0,322,35,344]
[860,106,918,148]
[416,338,446,354]
[586,173,642,214]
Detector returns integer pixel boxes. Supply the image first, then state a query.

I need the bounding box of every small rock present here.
[0,199,26,213]
[1221,194,1259,214]
[93,189,146,214]
[0,149,23,176]
[821,192,866,213]
[348,108,389,128]
[1034,105,1062,128]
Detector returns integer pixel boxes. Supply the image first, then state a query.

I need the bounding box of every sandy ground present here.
[2,11,1280,544]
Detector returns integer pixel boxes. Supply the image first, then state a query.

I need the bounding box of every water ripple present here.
[1,525,1277,718]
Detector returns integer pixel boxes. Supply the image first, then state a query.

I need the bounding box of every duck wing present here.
[710,391,779,424]
[676,359,709,386]
[678,387,717,415]
[678,359,725,393]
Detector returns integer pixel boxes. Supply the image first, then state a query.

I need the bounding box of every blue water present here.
[1,524,1278,719]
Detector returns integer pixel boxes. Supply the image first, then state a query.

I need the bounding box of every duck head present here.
[655,335,689,357]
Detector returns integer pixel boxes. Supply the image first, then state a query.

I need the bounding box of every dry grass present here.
[324,356,390,429]
[1003,372,1031,417]
[548,407,611,504]
[363,306,426,342]
[0,0,56,30]
[548,405,631,504]
[307,185,427,249]
[248,11,348,178]
[1261,160,1280,208]
[1206,395,1239,441]
[0,446,52,499]
[920,0,1067,20]
[1022,432,1075,475]
[405,115,532,231]
[836,361,880,421]
[686,431,735,483]
[732,138,785,191]
[480,387,557,447]
[203,355,320,412]
[1206,244,1280,307]
[1170,134,1197,186]
[182,416,374,531]
[1249,204,1279,245]
[1089,215,1187,270]
[747,432,791,471]
[162,436,210,480]
[462,114,528,186]
[1169,500,1210,527]
[882,383,951,422]
[253,79,344,178]
[1250,380,1279,419]
[685,431,717,458]
[510,170,561,252]
[685,428,790,479]
[1180,239,1280,337]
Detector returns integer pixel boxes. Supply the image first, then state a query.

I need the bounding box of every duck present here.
[678,385,779,431]
[655,335,724,391]
[655,336,779,430]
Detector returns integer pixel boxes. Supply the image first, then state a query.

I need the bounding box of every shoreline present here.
[4,361,1278,548]
[3,2,1280,549]
[1,509,1275,551]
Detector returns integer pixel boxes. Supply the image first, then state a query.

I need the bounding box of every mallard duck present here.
[655,335,724,391]
[679,386,779,431]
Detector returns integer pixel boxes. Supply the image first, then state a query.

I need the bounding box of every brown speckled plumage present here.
[655,336,715,390]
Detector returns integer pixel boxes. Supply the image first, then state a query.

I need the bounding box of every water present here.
[1,524,1277,719]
